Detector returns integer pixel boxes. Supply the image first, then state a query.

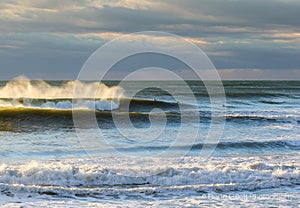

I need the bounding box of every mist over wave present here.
[0,76,124,110]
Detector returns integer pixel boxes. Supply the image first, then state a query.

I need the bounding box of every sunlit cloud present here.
[271,32,300,39]
[0,45,20,49]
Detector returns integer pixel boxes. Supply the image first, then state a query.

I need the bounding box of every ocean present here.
[0,79,299,207]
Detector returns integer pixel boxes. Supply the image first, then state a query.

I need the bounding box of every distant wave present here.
[202,111,300,125]
[217,92,296,98]
[194,139,300,150]
[174,91,299,98]
[116,139,300,152]
[259,100,286,104]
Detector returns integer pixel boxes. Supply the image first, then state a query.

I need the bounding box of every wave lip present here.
[0,97,121,111]
[0,97,182,111]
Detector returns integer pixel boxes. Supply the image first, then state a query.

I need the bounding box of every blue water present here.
[0,80,299,207]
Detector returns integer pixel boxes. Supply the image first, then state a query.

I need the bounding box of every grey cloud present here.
[0,33,105,80]
[0,0,299,79]
[1,0,299,36]
[207,40,300,69]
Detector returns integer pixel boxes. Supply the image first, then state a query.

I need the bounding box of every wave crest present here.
[0,156,299,197]
[0,76,123,110]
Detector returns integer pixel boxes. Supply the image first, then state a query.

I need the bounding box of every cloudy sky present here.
[0,0,299,80]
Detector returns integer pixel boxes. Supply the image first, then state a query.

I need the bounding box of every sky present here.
[0,0,300,80]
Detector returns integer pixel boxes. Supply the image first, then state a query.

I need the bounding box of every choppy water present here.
[0,79,299,207]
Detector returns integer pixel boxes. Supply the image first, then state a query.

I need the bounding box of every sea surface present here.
[0,79,299,207]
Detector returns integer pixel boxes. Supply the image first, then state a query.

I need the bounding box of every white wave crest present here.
[0,76,123,110]
[0,155,299,197]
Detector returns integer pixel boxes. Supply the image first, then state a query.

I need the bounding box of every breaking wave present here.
[0,156,299,198]
[0,76,123,111]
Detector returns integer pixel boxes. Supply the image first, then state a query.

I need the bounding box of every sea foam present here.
[0,155,299,198]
